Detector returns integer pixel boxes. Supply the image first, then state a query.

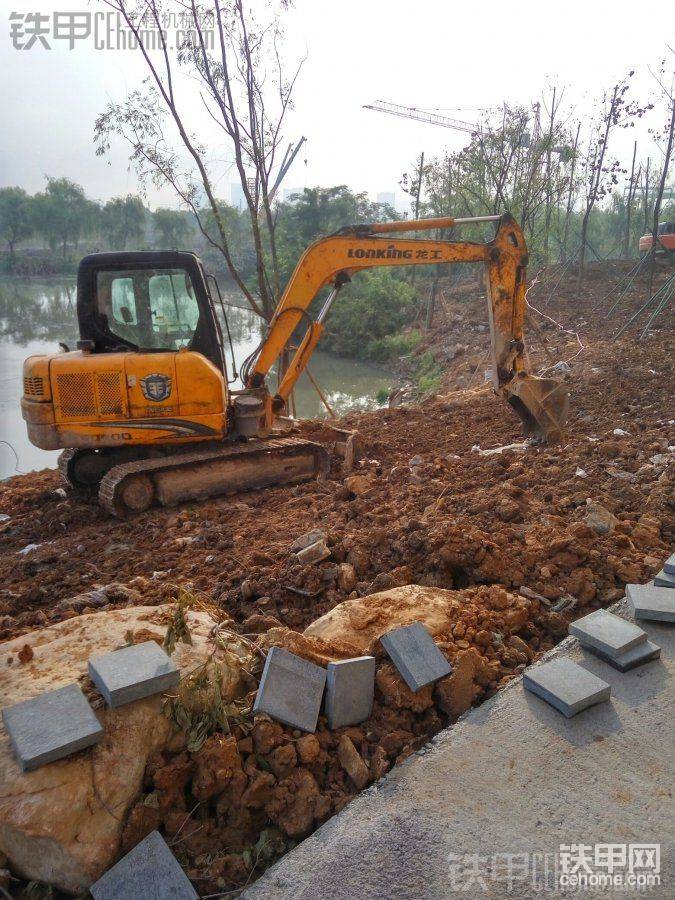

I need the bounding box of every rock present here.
[583,499,619,535]
[0,605,254,894]
[296,540,331,565]
[337,735,370,790]
[296,734,320,764]
[435,649,477,718]
[343,475,372,496]
[192,735,242,800]
[290,530,326,553]
[408,455,423,467]
[337,563,357,593]
[304,585,464,653]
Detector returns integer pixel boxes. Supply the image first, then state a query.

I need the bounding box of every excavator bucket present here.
[505,373,570,443]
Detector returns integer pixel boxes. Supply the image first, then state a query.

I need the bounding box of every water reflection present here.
[0,276,394,477]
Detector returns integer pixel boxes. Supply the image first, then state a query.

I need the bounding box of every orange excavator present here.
[21,213,568,516]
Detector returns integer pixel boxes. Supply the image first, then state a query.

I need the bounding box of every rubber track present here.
[98,437,329,517]
[57,448,79,488]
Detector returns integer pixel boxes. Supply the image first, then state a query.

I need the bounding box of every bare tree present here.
[95,0,304,320]
[647,57,675,292]
[577,79,628,287]
[622,140,640,258]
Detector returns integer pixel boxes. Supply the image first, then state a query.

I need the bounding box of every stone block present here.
[653,568,675,589]
[380,622,452,692]
[88,640,179,709]
[325,656,375,729]
[290,529,325,553]
[253,647,326,732]
[90,830,197,900]
[523,658,611,717]
[2,683,103,772]
[296,540,331,565]
[569,609,646,655]
[664,552,675,576]
[586,640,661,672]
[626,583,675,623]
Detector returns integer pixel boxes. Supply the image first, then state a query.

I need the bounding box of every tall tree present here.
[0,187,34,257]
[101,195,146,250]
[95,0,304,321]
[152,208,192,248]
[33,177,97,260]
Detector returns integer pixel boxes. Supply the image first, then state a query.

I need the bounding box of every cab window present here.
[97,268,200,350]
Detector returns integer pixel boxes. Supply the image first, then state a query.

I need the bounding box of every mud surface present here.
[0,264,673,894]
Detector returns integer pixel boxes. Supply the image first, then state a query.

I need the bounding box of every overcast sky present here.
[0,0,672,209]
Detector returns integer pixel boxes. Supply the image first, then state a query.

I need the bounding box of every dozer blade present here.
[505,373,570,443]
[99,437,329,517]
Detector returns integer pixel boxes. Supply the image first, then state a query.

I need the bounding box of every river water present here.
[0,276,394,479]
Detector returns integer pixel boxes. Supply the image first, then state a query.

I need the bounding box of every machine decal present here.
[140,373,172,402]
[92,418,218,436]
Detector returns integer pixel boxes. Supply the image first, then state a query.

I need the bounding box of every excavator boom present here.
[246,213,568,442]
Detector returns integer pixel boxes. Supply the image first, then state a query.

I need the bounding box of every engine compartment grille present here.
[23,376,45,397]
[56,373,96,417]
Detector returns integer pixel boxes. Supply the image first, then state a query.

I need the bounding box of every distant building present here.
[230,182,246,211]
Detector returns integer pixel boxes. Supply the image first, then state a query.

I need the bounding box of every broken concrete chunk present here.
[337,735,370,790]
[90,830,197,900]
[2,683,103,772]
[290,529,326,553]
[523,658,611,717]
[653,568,675,589]
[325,657,375,729]
[88,641,179,709]
[296,540,331,565]
[380,621,452,692]
[585,640,661,672]
[253,647,326,732]
[626,583,675,623]
[569,609,646,656]
[664,553,675,576]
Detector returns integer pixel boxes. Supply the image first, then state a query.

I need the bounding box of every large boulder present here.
[304,584,463,653]
[0,605,253,894]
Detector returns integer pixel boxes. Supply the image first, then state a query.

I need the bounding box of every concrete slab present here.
[244,600,673,900]
[584,639,661,672]
[325,656,375,729]
[253,647,326,732]
[90,830,197,899]
[2,683,103,772]
[627,582,675,623]
[380,622,452,692]
[88,640,179,708]
[568,608,647,655]
[523,657,611,717]
[654,568,675,589]
[664,552,675,576]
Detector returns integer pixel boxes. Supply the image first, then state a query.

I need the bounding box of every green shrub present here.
[415,350,443,393]
[321,270,417,360]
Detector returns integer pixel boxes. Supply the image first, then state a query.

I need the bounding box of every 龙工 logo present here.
[140,373,172,402]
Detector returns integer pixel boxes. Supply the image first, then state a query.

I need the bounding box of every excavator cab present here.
[75,251,226,373]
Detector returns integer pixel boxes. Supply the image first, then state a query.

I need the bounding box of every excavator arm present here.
[246,213,568,442]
